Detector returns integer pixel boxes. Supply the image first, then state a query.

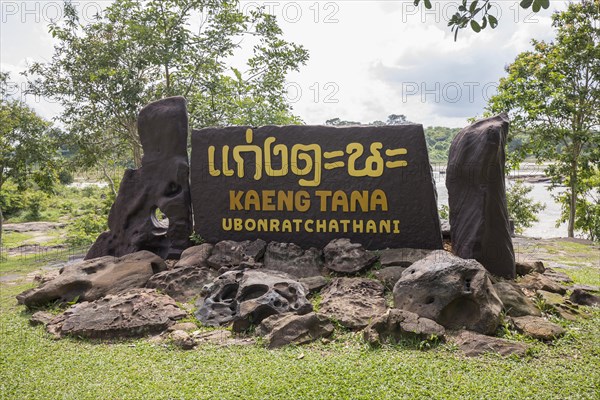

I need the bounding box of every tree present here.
[26,0,309,169]
[414,0,551,40]
[0,72,61,248]
[488,1,600,238]
[506,180,546,234]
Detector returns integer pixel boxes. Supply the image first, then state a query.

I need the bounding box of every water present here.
[433,171,568,238]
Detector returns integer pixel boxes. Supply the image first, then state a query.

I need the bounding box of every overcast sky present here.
[1,0,569,128]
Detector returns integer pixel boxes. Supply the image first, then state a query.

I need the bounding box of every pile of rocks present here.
[18,238,598,355]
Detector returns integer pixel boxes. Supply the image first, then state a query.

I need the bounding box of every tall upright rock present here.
[446,114,515,278]
[86,97,192,260]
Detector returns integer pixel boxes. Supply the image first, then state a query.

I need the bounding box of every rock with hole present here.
[393,250,503,335]
[195,269,312,332]
[146,265,218,302]
[17,251,166,308]
[86,97,193,259]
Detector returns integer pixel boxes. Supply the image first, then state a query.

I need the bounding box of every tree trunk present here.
[568,160,578,238]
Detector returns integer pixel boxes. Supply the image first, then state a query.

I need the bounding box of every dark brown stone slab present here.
[191,125,442,250]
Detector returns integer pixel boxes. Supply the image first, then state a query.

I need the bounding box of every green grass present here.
[1,232,35,248]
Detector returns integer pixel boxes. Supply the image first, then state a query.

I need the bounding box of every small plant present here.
[189,232,205,245]
[438,204,449,220]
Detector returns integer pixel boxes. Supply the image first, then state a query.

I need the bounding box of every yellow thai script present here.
[208,128,408,187]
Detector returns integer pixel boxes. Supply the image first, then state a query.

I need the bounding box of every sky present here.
[0,0,569,128]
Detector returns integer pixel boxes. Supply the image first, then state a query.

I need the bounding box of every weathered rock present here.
[29,311,55,327]
[569,289,600,306]
[517,273,567,295]
[570,284,600,293]
[195,269,312,332]
[263,242,323,278]
[320,278,387,330]
[543,268,573,284]
[192,330,255,346]
[393,251,503,335]
[146,265,217,302]
[451,330,530,357]
[363,309,445,346]
[169,330,195,349]
[373,266,406,290]
[440,220,451,239]
[515,261,545,276]
[493,281,541,317]
[299,276,329,293]
[46,289,186,339]
[377,248,433,268]
[206,239,267,270]
[17,251,166,308]
[537,290,580,321]
[512,316,565,341]
[257,312,334,349]
[86,97,193,260]
[175,244,214,268]
[324,239,378,274]
[446,114,515,278]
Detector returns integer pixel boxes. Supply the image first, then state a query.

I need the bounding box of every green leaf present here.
[532,0,542,13]
[424,0,432,9]
[470,20,481,32]
[488,15,498,29]
[520,0,534,8]
[540,0,550,9]
[481,16,487,30]
[470,1,478,14]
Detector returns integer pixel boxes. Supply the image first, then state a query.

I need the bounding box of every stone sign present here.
[191,125,442,250]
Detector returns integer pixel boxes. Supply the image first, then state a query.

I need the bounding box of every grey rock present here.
[451,330,530,357]
[373,266,406,290]
[175,244,214,268]
[377,248,433,268]
[207,239,267,270]
[299,276,329,294]
[46,289,186,339]
[570,284,600,293]
[195,269,312,332]
[440,220,451,239]
[263,242,323,278]
[493,281,541,317]
[169,330,195,350]
[512,316,565,341]
[515,261,545,276]
[17,251,166,308]
[86,97,193,260]
[324,239,377,274]
[29,311,55,327]
[517,273,567,295]
[257,312,334,349]
[146,265,217,302]
[167,322,199,332]
[393,251,503,335]
[320,278,387,330]
[543,268,573,284]
[446,114,515,278]
[363,309,445,346]
[569,289,600,306]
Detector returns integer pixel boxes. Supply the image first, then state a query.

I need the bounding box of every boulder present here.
[257,312,334,349]
[450,330,530,357]
[263,242,323,278]
[319,278,387,330]
[206,239,267,270]
[569,289,600,306]
[169,330,195,350]
[373,266,406,290]
[515,261,545,276]
[512,316,565,341]
[17,251,166,308]
[377,248,433,268]
[175,244,214,268]
[29,311,55,327]
[493,281,541,317]
[86,97,193,260]
[537,290,580,321]
[517,273,567,295]
[393,251,503,335]
[195,269,312,332]
[299,276,329,294]
[46,289,186,339]
[146,265,217,302]
[323,239,377,274]
[363,309,445,346]
[446,114,515,278]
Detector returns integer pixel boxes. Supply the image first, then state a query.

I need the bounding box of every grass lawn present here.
[1,250,599,399]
